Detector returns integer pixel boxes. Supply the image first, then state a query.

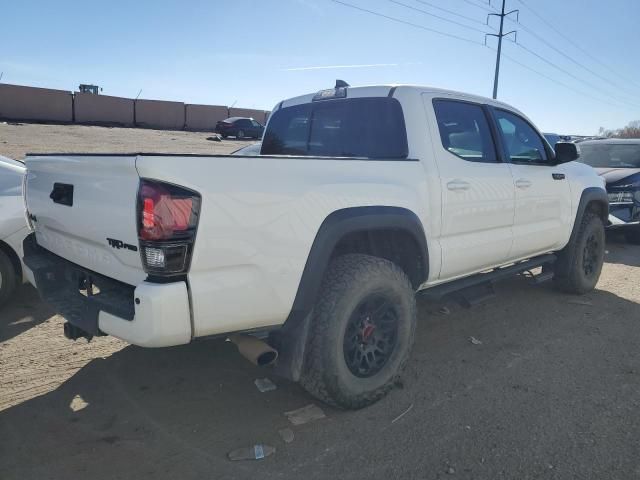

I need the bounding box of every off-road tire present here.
[300,254,416,409]
[625,227,640,245]
[553,211,605,294]
[0,250,17,309]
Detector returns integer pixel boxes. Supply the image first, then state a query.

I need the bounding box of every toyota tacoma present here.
[23,83,608,409]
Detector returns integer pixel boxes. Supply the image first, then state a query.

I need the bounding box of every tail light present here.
[137,179,201,276]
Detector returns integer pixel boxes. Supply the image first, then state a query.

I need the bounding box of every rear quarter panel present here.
[135,155,432,336]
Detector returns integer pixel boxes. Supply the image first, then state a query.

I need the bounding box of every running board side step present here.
[419,254,557,302]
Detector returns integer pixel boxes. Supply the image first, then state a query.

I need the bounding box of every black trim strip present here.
[388,86,397,98]
[26,152,420,161]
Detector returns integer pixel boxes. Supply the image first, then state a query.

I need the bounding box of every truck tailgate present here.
[25,154,146,286]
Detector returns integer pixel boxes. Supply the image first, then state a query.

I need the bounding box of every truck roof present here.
[279,84,518,113]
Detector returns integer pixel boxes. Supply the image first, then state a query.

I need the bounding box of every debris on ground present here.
[278,428,294,444]
[438,306,451,315]
[227,444,276,461]
[284,404,326,426]
[206,135,222,142]
[568,299,593,306]
[446,466,456,474]
[391,403,414,424]
[469,336,482,345]
[69,394,89,412]
[254,377,277,393]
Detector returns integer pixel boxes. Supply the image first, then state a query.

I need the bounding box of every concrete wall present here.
[229,107,268,125]
[185,104,228,131]
[74,92,134,126]
[0,83,270,130]
[0,83,73,122]
[135,99,185,130]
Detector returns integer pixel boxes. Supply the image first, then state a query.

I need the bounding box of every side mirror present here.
[554,142,580,164]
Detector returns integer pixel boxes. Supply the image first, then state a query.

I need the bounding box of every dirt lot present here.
[0,122,248,159]
[1,123,640,479]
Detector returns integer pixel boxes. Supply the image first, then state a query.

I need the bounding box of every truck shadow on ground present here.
[0,285,54,342]
[2,273,640,480]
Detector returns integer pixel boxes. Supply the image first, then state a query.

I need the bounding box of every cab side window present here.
[494,110,549,164]
[433,99,498,163]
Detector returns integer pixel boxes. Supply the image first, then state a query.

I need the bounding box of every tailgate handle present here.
[50,183,74,206]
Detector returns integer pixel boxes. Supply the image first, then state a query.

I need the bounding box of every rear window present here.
[578,143,640,168]
[261,97,408,159]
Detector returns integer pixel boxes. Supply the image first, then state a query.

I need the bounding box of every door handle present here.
[446,180,470,191]
[552,173,566,180]
[515,179,532,189]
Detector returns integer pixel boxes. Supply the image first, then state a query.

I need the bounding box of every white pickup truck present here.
[23,84,607,409]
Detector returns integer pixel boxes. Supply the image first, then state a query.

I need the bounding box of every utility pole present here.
[486,0,518,99]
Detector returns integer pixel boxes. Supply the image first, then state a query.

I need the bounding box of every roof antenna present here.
[335,79,349,88]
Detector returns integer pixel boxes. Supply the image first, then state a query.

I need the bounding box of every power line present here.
[514,41,640,109]
[330,0,484,46]
[515,0,640,90]
[413,0,492,27]
[503,14,640,101]
[495,46,630,112]
[460,0,496,13]
[389,0,490,34]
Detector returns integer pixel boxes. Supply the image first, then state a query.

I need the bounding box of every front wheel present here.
[300,254,416,409]
[554,212,605,294]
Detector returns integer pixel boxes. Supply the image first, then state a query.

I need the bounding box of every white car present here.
[231,143,261,156]
[0,155,28,307]
[23,83,607,408]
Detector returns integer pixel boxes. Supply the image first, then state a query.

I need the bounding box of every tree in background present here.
[598,120,640,138]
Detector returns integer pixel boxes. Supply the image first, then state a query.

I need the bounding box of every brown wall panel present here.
[0,83,73,122]
[185,104,228,131]
[74,92,134,125]
[135,99,185,130]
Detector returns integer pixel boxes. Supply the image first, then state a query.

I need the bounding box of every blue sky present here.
[2,0,639,134]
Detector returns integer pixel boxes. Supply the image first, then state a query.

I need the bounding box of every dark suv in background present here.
[578,139,640,243]
[215,117,264,139]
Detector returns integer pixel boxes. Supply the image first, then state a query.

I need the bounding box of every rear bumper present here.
[23,234,192,347]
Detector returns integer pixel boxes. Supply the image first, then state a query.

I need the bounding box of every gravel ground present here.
[1,123,639,479]
[0,121,249,159]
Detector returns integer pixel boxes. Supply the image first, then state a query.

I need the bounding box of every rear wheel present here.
[236,130,245,139]
[554,211,605,294]
[625,227,640,245]
[0,250,18,309]
[300,254,416,409]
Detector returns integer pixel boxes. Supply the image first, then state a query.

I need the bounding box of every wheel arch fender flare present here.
[569,187,608,244]
[272,206,428,381]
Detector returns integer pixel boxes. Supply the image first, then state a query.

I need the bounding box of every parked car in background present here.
[0,156,28,307]
[215,117,264,139]
[231,143,261,156]
[543,132,562,146]
[578,139,640,243]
